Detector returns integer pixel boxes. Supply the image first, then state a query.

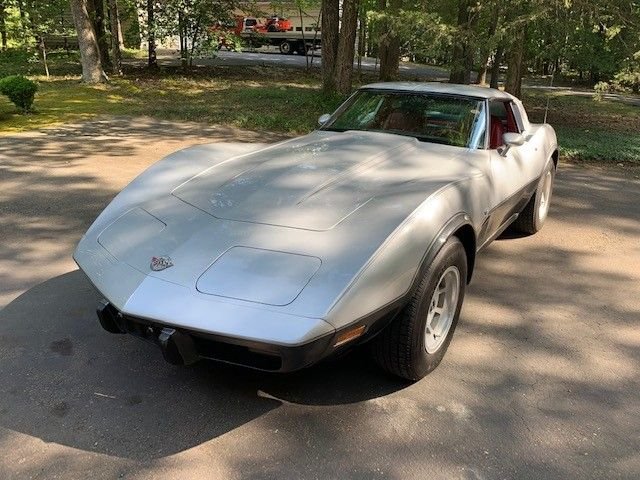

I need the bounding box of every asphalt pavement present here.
[1,118,639,479]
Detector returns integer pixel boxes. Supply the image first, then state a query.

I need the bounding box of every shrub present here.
[613,69,640,94]
[0,75,38,113]
[593,81,610,101]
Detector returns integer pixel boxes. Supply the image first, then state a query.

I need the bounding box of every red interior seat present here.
[489,115,505,149]
[506,108,518,133]
[383,110,421,132]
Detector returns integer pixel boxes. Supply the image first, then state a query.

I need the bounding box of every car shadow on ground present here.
[0,270,409,460]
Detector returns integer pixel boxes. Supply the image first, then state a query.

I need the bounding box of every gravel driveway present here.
[1,118,639,479]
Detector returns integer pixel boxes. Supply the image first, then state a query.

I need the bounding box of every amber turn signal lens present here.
[333,325,366,347]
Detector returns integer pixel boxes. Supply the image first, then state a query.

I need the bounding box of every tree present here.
[475,2,500,85]
[13,0,74,74]
[504,26,525,96]
[147,0,157,68]
[377,0,401,81]
[448,0,474,84]
[0,0,7,51]
[70,0,107,82]
[156,0,235,69]
[335,0,359,93]
[90,0,111,70]
[321,0,339,92]
[107,0,123,74]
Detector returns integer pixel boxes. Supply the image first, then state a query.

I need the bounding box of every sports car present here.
[74,82,557,380]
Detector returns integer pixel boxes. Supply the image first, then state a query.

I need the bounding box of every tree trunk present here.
[379,35,400,80]
[299,8,309,69]
[321,0,339,93]
[378,0,402,81]
[449,0,472,84]
[357,1,366,78]
[117,12,124,48]
[188,17,202,67]
[334,0,359,94]
[0,0,7,51]
[39,36,49,77]
[89,0,111,70]
[178,11,187,69]
[504,28,525,97]
[17,0,28,40]
[476,63,488,86]
[489,45,503,89]
[107,0,122,74]
[476,6,499,85]
[147,0,157,68]
[70,0,107,83]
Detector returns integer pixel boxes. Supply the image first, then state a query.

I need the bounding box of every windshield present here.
[322,90,487,149]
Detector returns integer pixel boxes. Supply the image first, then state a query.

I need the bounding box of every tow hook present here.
[158,328,199,366]
[96,299,125,334]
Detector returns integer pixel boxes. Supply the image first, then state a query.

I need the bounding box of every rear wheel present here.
[372,237,467,380]
[512,161,555,234]
[279,41,292,54]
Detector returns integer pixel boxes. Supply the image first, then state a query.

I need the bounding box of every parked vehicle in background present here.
[239,16,293,33]
[232,16,321,55]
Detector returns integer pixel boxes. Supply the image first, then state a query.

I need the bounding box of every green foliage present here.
[593,81,610,101]
[522,89,640,165]
[367,9,450,63]
[0,75,38,112]
[155,0,236,67]
[0,48,81,77]
[612,51,640,93]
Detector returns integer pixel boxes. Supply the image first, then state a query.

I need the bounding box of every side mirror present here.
[318,113,331,126]
[500,132,525,156]
[503,132,525,146]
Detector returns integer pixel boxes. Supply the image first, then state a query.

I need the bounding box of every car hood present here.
[173,130,465,231]
[80,130,485,318]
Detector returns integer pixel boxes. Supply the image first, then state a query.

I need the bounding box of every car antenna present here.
[543,66,555,124]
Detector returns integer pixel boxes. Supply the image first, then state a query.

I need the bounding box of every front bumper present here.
[97,301,336,372]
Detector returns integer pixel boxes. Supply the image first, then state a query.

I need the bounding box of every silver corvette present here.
[74,82,557,380]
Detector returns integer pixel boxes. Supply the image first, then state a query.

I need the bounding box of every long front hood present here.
[76,130,484,322]
[173,131,459,231]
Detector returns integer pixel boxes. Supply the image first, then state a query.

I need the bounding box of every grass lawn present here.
[0,73,344,134]
[522,89,640,165]
[1,48,639,165]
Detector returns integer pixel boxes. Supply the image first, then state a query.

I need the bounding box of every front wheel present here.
[372,237,467,380]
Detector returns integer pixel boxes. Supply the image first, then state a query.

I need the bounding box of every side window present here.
[507,103,524,133]
[489,101,507,149]
[488,101,520,149]
[505,103,521,134]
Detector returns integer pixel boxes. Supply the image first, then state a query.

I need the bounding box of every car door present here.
[485,100,543,237]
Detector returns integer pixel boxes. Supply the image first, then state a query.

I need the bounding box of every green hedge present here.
[0,75,38,113]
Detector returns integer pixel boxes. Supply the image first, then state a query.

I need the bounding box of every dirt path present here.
[0,118,639,479]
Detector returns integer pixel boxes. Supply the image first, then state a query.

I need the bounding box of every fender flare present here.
[410,212,476,296]
[329,212,477,345]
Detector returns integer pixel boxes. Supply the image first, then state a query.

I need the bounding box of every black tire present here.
[372,237,467,381]
[279,41,292,54]
[512,161,556,235]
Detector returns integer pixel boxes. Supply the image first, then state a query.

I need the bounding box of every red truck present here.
[233,16,321,55]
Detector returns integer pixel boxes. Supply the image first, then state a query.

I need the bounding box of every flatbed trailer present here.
[240,31,321,55]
